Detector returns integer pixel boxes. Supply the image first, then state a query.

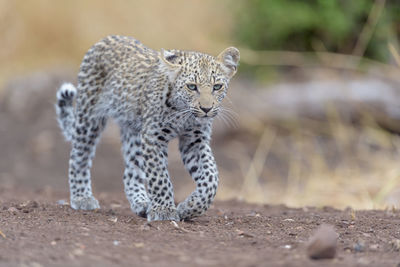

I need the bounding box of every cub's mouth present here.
[192,112,218,120]
[191,106,218,119]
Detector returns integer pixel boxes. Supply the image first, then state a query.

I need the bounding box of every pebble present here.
[17,200,39,210]
[283,218,294,222]
[369,244,379,251]
[391,239,400,251]
[72,248,84,256]
[353,239,366,252]
[56,199,69,205]
[7,207,18,214]
[307,224,338,260]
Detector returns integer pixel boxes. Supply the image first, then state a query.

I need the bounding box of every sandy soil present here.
[1,187,400,267]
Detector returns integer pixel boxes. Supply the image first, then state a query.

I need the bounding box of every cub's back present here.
[79,35,158,81]
[76,36,161,120]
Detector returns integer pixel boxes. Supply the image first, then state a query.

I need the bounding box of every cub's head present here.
[159,47,239,120]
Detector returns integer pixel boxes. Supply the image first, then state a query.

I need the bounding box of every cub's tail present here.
[55,83,76,142]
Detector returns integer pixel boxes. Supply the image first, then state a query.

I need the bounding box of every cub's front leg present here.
[177,125,219,220]
[141,130,179,221]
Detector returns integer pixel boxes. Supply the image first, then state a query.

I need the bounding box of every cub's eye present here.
[213,84,223,91]
[186,84,197,91]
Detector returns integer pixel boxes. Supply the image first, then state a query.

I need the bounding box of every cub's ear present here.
[159,49,182,81]
[217,47,240,77]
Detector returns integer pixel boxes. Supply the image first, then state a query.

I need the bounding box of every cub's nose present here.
[200,106,212,114]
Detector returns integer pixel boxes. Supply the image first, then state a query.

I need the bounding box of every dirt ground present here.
[1,187,400,267]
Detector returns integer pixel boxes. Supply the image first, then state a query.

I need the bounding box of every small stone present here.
[17,200,39,210]
[72,248,84,256]
[108,217,118,223]
[57,199,69,205]
[307,224,338,260]
[391,239,400,251]
[7,207,18,214]
[283,218,294,222]
[362,233,371,238]
[110,203,122,209]
[133,242,144,248]
[236,230,255,238]
[353,239,366,252]
[140,223,151,231]
[369,244,379,251]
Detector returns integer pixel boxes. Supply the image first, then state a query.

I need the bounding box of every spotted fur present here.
[56,35,239,221]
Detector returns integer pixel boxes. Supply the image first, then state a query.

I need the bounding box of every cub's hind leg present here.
[68,115,107,210]
[120,123,150,217]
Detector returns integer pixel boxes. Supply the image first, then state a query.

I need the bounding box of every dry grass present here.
[213,8,400,210]
[216,111,400,210]
[0,0,233,86]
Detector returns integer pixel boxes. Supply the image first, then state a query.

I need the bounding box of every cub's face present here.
[160,47,240,119]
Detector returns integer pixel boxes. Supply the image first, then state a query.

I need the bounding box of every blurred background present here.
[1,0,400,209]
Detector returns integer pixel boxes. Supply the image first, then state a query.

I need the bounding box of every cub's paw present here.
[146,205,179,222]
[131,201,150,218]
[57,83,76,100]
[71,196,100,210]
[177,202,192,221]
[177,201,205,221]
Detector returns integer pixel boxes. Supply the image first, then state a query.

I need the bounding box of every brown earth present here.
[1,187,400,267]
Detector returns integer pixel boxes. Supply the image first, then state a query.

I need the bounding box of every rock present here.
[307,224,338,260]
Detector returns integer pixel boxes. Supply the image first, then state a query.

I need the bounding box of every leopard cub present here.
[56,35,239,221]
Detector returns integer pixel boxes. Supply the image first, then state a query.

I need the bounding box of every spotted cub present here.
[56,35,239,221]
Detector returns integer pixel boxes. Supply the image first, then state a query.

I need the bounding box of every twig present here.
[240,48,395,71]
[373,170,400,205]
[353,0,386,59]
[170,221,191,233]
[388,43,400,67]
[240,128,276,201]
[0,229,6,239]
[239,48,400,81]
